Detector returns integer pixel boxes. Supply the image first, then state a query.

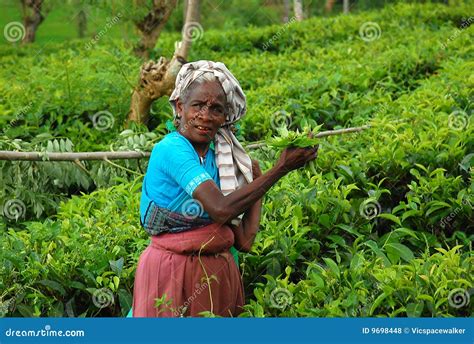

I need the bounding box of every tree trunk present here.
[324,0,336,13]
[293,0,303,21]
[21,0,44,44]
[133,0,179,59]
[183,0,188,23]
[77,9,87,38]
[175,0,200,59]
[343,0,350,14]
[127,57,185,125]
[282,0,290,23]
[127,0,201,126]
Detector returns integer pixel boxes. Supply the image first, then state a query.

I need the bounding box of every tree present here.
[282,0,290,23]
[343,0,350,14]
[293,0,303,21]
[77,9,87,37]
[21,0,45,43]
[324,0,336,13]
[127,0,201,125]
[133,0,179,59]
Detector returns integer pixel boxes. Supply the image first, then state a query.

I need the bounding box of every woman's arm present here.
[231,160,263,252]
[193,145,319,224]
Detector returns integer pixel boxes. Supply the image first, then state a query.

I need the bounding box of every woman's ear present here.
[175,98,183,116]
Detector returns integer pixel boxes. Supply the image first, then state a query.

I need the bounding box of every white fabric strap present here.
[169,60,254,225]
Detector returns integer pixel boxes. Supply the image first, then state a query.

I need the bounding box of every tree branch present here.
[0,125,371,161]
[0,151,150,161]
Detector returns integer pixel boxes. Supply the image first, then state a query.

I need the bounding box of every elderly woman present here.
[132,60,318,317]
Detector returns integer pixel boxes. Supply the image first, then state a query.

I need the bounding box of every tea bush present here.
[0,1,473,317]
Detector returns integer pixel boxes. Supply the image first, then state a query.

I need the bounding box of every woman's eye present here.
[211,107,224,115]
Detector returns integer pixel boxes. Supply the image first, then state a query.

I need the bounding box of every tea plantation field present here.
[0,2,473,317]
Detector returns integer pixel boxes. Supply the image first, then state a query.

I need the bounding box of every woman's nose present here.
[197,105,211,120]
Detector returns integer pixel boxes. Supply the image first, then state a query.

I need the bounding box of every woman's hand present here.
[276,144,319,173]
[251,159,262,179]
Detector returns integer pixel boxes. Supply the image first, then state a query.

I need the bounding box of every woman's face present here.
[176,80,227,146]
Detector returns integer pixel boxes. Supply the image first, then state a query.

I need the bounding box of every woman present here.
[132,60,318,317]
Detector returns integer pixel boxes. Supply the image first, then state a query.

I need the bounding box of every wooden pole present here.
[0,125,370,161]
[0,151,150,161]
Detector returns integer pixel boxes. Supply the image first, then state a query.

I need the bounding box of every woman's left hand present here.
[251,159,262,179]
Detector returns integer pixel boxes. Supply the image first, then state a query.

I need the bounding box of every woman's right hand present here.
[276,144,319,173]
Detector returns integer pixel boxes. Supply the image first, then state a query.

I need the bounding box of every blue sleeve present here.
[154,136,213,196]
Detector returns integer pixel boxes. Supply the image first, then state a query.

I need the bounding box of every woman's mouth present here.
[195,125,212,135]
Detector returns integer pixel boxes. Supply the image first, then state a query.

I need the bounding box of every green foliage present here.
[0,1,473,318]
[267,126,321,149]
[241,246,473,317]
[0,181,147,317]
[0,126,161,220]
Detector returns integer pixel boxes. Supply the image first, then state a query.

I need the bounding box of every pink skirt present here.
[132,223,244,317]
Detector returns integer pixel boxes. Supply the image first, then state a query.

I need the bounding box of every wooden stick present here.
[0,150,151,161]
[0,125,370,161]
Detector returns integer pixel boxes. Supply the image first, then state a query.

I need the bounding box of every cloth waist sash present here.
[141,201,213,236]
[151,223,234,255]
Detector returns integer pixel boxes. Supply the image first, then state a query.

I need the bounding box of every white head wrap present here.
[169,60,253,224]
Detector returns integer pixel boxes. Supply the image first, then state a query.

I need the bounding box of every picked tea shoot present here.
[267,125,323,150]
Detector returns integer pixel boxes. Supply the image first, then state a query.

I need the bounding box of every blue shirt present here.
[140,132,220,224]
